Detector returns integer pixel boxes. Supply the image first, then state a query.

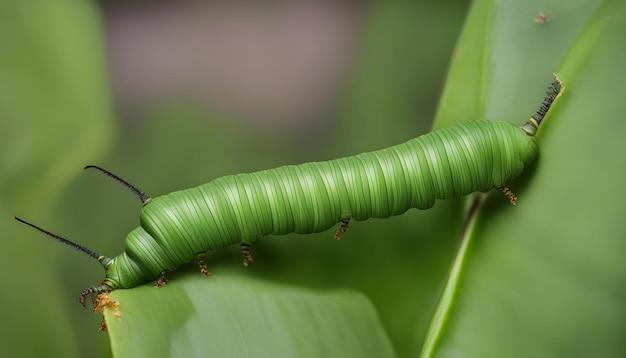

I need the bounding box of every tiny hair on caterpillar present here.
[15,74,565,307]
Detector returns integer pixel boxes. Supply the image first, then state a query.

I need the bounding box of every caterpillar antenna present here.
[84,165,152,205]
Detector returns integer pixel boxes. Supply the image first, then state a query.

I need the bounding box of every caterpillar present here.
[15,74,564,307]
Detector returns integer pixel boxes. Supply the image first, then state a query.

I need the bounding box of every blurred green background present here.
[3,0,626,357]
[1,1,468,357]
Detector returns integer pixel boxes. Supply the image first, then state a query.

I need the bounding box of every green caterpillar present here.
[15,74,564,307]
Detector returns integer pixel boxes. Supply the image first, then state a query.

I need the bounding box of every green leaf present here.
[423,0,626,356]
[104,271,394,358]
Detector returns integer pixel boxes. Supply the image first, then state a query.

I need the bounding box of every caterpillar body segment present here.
[102,120,538,291]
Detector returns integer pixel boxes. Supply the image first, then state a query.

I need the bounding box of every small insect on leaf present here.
[534,12,549,24]
[93,292,121,318]
[99,320,108,332]
[94,292,121,332]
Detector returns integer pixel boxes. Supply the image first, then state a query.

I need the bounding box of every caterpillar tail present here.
[521,73,565,136]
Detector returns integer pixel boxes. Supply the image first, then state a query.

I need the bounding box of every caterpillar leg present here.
[496,186,518,205]
[333,218,351,240]
[197,252,211,277]
[79,284,112,308]
[154,270,169,287]
[241,243,254,267]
